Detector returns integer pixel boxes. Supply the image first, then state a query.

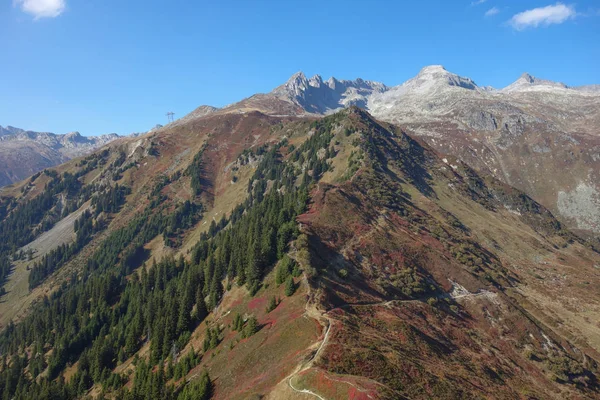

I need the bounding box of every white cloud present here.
[485,7,500,17]
[14,0,66,19]
[509,3,576,30]
[471,0,487,5]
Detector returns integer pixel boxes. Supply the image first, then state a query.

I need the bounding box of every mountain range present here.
[5,66,598,236]
[0,126,121,187]
[0,124,166,188]
[182,66,600,235]
[0,67,599,400]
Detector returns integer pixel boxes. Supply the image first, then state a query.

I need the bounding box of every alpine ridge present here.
[190,66,600,234]
[0,67,599,400]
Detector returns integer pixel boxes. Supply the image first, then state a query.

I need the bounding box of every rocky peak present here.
[271,72,387,114]
[503,73,569,92]
[520,73,535,84]
[411,65,479,91]
[308,74,323,88]
[63,131,83,142]
[283,71,309,96]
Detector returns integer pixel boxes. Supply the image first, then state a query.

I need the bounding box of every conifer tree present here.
[266,296,278,313]
[195,287,208,324]
[242,316,258,339]
[285,276,296,297]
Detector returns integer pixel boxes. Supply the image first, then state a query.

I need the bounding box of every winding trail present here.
[284,274,332,399]
[284,275,420,399]
[288,377,327,400]
[282,275,493,399]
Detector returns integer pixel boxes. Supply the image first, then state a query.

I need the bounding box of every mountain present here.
[0,104,599,399]
[201,66,600,236]
[205,72,388,117]
[0,126,122,187]
[367,67,600,235]
[271,71,388,114]
[501,72,569,92]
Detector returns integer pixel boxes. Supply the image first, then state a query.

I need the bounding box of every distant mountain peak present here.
[395,65,479,93]
[520,72,535,83]
[503,73,569,92]
[287,71,306,81]
[418,64,447,74]
[64,131,82,139]
[269,72,387,114]
[0,125,126,186]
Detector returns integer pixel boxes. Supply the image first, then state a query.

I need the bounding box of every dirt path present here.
[280,276,493,399]
[282,274,423,400]
[284,274,331,399]
[288,378,327,400]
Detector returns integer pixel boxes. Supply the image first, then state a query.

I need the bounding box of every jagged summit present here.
[308,74,323,88]
[216,65,598,125]
[281,71,309,95]
[271,71,387,114]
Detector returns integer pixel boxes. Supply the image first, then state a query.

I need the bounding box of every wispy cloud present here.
[509,3,576,30]
[485,7,500,17]
[14,0,66,19]
[471,0,487,5]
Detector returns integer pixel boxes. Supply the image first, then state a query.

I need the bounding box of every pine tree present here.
[276,255,293,285]
[177,370,212,400]
[246,239,260,291]
[177,281,194,335]
[232,313,243,332]
[207,278,223,311]
[195,287,208,324]
[242,316,258,339]
[285,276,296,297]
[265,296,278,313]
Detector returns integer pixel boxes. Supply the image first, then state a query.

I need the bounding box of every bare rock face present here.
[271,71,388,114]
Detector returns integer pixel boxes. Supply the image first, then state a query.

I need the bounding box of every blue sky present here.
[1,1,599,136]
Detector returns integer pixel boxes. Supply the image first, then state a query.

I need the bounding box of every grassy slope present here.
[295,109,600,399]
